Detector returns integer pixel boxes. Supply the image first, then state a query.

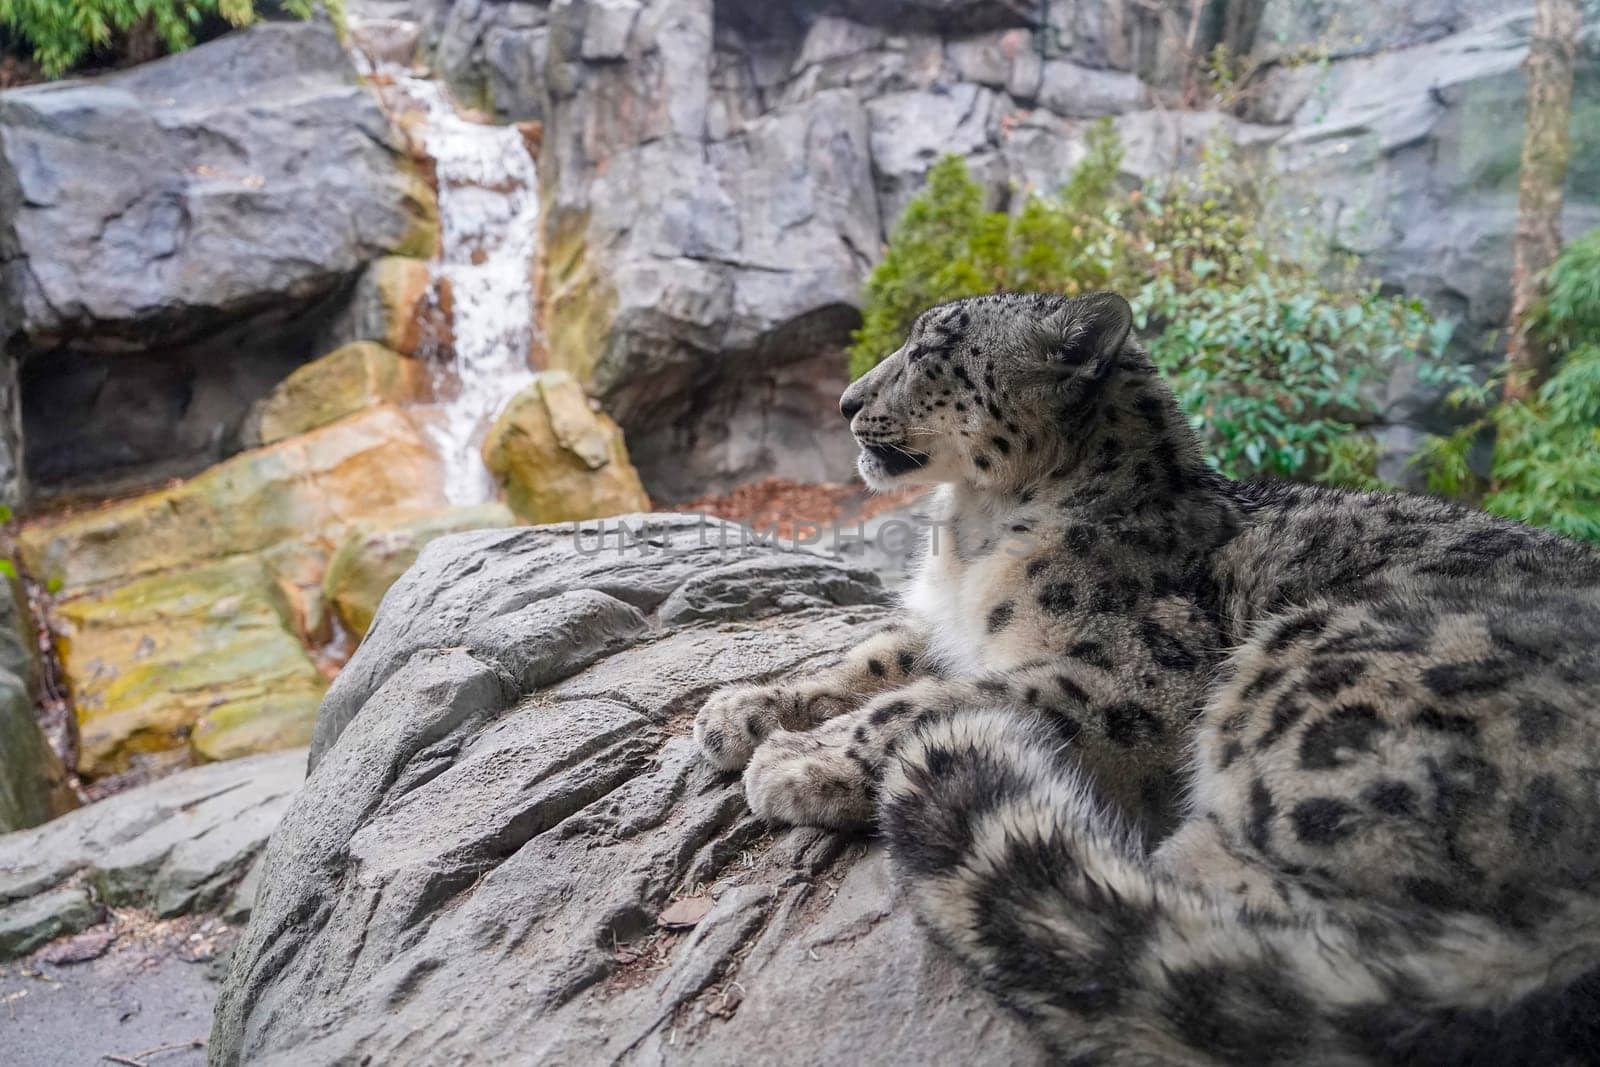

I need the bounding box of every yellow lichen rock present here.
[248,342,428,446]
[18,406,449,775]
[481,371,650,524]
[55,555,328,774]
[19,406,447,595]
[324,503,518,639]
[332,255,444,358]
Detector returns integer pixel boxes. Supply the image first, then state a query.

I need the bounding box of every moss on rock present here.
[18,406,450,775]
[55,555,328,775]
[539,207,617,389]
[19,406,447,595]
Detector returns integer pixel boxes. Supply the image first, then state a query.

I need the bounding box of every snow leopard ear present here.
[1037,292,1132,379]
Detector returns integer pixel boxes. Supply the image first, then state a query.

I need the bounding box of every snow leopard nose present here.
[840,389,865,422]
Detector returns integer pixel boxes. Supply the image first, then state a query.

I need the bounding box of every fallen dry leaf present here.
[657,896,713,929]
[38,928,117,965]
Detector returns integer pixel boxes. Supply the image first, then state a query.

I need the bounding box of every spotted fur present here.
[694,291,1600,1063]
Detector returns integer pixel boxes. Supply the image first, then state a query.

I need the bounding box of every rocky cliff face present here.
[5,1,1596,508]
[407,0,1598,497]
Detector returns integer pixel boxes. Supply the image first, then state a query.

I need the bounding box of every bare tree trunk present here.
[1505,0,1582,402]
[124,14,165,67]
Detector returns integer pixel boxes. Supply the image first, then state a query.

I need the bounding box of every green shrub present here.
[850,157,1002,380]
[0,0,331,77]
[849,120,1128,380]
[1482,345,1600,540]
[1318,433,1393,493]
[1138,275,1446,479]
[1534,227,1600,352]
[1421,230,1600,542]
[850,127,1462,482]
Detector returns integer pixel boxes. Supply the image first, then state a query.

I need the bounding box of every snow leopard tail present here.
[880,710,1600,1066]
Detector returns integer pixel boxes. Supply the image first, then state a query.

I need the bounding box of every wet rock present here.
[423,0,552,119]
[212,516,1040,1063]
[317,255,445,359]
[245,342,428,447]
[0,21,437,349]
[323,502,518,639]
[347,15,423,67]
[0,750,305,959]
[481,371,651,524]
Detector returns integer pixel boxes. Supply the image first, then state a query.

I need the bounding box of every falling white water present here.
[362,57,541,504]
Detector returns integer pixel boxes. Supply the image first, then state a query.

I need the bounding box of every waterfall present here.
[356,51,541,505]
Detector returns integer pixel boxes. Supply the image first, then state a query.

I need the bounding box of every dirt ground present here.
[1,912,237,1067]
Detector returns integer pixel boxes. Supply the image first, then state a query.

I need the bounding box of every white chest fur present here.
[903,546,989,677]
[901,487,1019,677]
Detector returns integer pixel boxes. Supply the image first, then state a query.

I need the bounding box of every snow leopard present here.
[694,291,1600,1064]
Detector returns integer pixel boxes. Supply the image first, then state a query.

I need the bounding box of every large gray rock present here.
[867,83,1010,223]
[1253,0,1526,63]
[946,27,1043,97]
[415,0,551,119]
[1270,8,1600,336]
[541,0,879,498]
[0,576,72,834]
[1041,0,1165,75]
[0,19,440,500]
[0,20,436,349]
[0,669,72,835]
[1036,58,1149,118]
[0,750,304,958]
[210,515,1043,1064]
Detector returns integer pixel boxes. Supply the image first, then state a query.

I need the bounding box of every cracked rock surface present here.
[210,513,1042,1064]
[0,750,305,959]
